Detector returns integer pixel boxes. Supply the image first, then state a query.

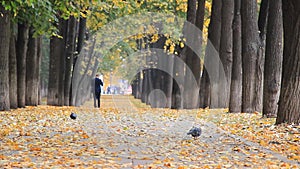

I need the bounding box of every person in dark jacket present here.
[92,74,103,108]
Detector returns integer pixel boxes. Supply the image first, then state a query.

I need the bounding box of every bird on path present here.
[70,112,77,120]
[187,126,202,139]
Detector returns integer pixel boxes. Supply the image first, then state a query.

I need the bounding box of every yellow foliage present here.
[166,17,175,23]
[169,43,175,54]
[151,34,159,43]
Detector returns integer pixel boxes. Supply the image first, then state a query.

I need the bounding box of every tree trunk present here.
[229,0,242,113]
[254,0,269,113]
[37,37,42,105]
[201,0,222,108]
[26,27,38,106]
[196,0,206,108]
[199,68,210,108]
[141,69,151,104]
[241,0,259,113]
[171,47,185,109]
[64,16,77,106]
[48,18,66,106]
[76,15,87,54]
[276,1,300,124]
[58,19,68,105]
[132,74,138,98]
[40,37,50,102]
[258,0,269,41]
[9,22,18,109]
[183,0,200,109]
[161,56,174,108]
[74,39,95,106]
[219,0,234,108]
[262,0,283,118]
[16,23,29,108]
[0,6,10,111]
[137,70,143,99]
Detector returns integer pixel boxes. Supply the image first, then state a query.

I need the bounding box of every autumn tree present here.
[262,0,282,118]
[241,0,259,113]
[0,5,11,111]
[276,0,300,124]
[200,0,222,108]
[218,0,234,108]
[9,22,18,109]
[26,27,40,106]
[229,0,242,113]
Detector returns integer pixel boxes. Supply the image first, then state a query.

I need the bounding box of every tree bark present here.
[229,0,242,113]
[241,0,259,113]
[16,23,29,108]
[76,15,87,54]
[199,68,210,108]
[58,19,68,105]
[37,37,42,105]
[219,0,234,108]
[200,0,222,108]
[254,0,268,113]
[183,0,200,109]
[48,18,66,106]
[258,0,269,41]
[74,39,96,106]
[262,0,283,118]
[141,69,151,104]
[0,6,11,110]
[9,22,18,109]
[64,16,77,106]
[137,70,143,99]
[276,1,300,124]
[26,27,38,106]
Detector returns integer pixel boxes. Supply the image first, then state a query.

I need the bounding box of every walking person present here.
[92,74,103,108]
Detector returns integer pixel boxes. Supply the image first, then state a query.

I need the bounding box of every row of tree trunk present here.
[47,15,98,107]
[0,6,42,110]
[0,8,94,110]
[131,0,300,124]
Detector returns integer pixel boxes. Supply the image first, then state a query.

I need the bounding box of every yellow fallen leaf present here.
[82,133,89,139]
[30,147,42,151]
[178,166,188,169]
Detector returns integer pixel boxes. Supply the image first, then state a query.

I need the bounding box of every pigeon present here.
[70,112,77,120]
[187,126,202,139]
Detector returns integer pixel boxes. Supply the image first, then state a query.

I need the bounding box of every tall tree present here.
[73,38,96,106]
[64,16,77,106]
[262,0,283,118]
[276,0,300,124]
[219,0,234,108]
[57,19,68,106]
[0,5,11,110]
[26,27,39,106]
[200,0,222,108]
[47,18,66,106]
[258,0,269,41]
[183,0,199,108]
[37,37,42,105]
[195,0,205,108]
[9,23,18,109]
[16,23,29,108]
[229,0,242,113]
[241,0,259,113]
[255,0,269,113]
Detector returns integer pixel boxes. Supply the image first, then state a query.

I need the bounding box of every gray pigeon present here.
[70,112,77,120]
[187,127,201,139]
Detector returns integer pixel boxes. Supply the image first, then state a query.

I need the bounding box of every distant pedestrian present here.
[92,74,103,108]
[107,86,111,94]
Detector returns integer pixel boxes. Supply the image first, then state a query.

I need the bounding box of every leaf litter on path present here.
[0,95,299,168]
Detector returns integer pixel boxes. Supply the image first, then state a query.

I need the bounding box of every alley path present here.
[79,95,299,168]
[0,95,299,168]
